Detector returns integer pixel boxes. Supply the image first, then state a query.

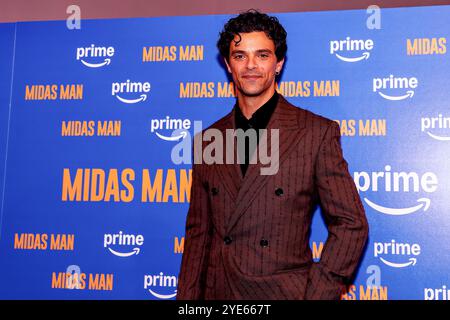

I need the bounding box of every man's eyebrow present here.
[230,49,246,55]
[230,49,274,55]
[255,49,273,53]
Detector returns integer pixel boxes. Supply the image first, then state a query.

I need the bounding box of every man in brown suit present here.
[176,10,369,300]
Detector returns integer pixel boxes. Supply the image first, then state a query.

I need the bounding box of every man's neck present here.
[237,87,276,120]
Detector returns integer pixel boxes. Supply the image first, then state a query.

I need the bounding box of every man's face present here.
[224,31,284,97]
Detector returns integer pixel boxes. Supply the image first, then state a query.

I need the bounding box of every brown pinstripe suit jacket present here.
[176,95,369,300]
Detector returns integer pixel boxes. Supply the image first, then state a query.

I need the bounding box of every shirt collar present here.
[235,91,279,130]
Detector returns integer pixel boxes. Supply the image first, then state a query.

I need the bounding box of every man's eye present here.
[233,54,244,59]
[259,53,269,58]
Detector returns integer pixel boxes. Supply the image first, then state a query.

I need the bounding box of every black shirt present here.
[234,92,279,176]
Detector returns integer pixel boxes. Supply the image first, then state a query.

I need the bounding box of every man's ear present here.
[223,57,232,74]
[275,58,285,74]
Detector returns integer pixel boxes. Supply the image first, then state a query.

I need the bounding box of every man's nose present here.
[246,55,257,69]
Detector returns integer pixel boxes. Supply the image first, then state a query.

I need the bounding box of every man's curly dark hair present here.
[217,9,287,62]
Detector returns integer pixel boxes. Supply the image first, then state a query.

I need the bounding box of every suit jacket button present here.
[275,188,284,196]
[211,187,219,196]
[260,239,269,247]
[224,236,233,245]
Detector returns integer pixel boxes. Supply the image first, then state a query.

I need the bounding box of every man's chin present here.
[239,88,266,97]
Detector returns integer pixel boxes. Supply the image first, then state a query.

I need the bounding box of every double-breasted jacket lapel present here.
[210,96,307,233]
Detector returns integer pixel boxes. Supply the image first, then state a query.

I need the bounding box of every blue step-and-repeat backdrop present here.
[0,5,449,300]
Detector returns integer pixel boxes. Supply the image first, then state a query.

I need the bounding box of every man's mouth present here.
[242,74,262,80]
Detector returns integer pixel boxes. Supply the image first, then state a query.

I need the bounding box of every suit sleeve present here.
[176,158,212,300]
[305,121,369,300]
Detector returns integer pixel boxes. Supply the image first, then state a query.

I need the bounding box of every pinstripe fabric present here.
[176,95,369,300]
